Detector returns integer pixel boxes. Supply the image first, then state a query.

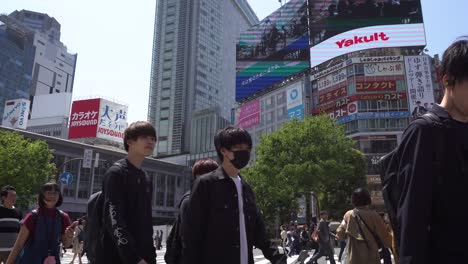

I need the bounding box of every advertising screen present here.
[68,99,100,139]
[236,0,310,101]
[309,0,425,68]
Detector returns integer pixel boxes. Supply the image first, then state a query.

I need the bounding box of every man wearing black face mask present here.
[182,126,286,264]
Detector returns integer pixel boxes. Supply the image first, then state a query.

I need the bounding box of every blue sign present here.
[60,172,73,185]
[287,105,304,120]
[290,89,299,100]
[336,111,411,124]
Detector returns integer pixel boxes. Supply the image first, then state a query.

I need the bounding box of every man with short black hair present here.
[0,185,22,263]
[101,121,157,264]
[397,37,468,263]
[183,126,286,264]
[306,211,335,264]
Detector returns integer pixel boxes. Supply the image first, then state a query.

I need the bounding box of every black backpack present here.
[86,162,126,264]
[378,112,445,254]
[164,193,191,264]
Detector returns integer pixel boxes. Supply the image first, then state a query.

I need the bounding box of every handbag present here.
[354,209,392,264]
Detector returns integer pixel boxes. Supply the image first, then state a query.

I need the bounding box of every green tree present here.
[243,115,366,225]
[0,130,56,209]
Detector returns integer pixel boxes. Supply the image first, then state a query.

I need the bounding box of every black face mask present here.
[230,150,251,169]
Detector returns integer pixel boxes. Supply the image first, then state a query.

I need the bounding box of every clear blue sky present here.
[2,0,467,123]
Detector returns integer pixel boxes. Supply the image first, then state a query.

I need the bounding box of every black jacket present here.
[182,167,285,264]
[397,104,468,264]
[102,158,156,264]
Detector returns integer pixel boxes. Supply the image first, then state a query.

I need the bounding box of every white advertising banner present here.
[2,99,30,129]
[364,62,404,77]
[317,68,347,91]
[83,149,93,169]
[404,55,435,116]
[310,23,426,68]
[96,99,128,143]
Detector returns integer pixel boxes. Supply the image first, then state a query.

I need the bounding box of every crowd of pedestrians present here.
[1,37,468,264]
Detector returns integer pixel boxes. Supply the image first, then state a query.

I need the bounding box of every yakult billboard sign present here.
[308,0,426,68]
[68,98,128,143]
[2,99,30,129]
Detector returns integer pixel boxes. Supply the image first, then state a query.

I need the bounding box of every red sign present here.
[356,80,396,92]
[68,99,100,139]
[318,86,347,104]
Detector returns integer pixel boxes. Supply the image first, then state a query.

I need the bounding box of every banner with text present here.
[405,55,435,117]
[236,99,260,129]
[2,99,30,129]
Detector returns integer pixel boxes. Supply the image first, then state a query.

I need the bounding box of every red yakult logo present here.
[336,32,389,48]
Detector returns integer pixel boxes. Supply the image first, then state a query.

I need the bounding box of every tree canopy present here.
[243,115,366,225]
[0,130,56,209]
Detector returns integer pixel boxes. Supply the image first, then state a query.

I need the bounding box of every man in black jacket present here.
[183,126,286,264]
[102,121,157,264]
[397,37,468,264]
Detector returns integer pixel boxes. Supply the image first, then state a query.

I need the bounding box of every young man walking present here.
[101,121,157,264]
[0,186,22,264]
[397,37,468,264]
[183,126,286,264]
[306,211,335,264]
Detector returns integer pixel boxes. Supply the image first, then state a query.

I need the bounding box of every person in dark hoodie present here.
[397,36,468,264]
[101,121,157,264]
[164,158,219,264]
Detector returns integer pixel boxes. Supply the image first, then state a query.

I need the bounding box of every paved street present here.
[61,246,394,264]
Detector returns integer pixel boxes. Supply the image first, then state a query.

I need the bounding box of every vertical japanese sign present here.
[405,55,435,115]
[83,149,93,168]
[235,99,260,129]
[68,99,100,139]
[287,85,304,120]
[2,99,30,129]
[96,99,128,143]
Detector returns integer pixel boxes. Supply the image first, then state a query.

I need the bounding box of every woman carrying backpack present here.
[6,183,75,264]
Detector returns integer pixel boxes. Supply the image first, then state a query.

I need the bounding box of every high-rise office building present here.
[148,0,258,156]
[0,10,78,138]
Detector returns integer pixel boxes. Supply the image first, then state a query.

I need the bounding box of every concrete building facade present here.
[148,0,258,156]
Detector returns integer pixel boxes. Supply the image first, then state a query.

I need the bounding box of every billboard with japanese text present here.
[309,0,425,68]
[68,99,100,139]
[356,80,397,92]
[236,0,310,101]
[69,98,128,143]
[2,99,30,129]
[235,99,260,129]
[287,84,304,120]
[96,99,128,142]
[404,55,435,117]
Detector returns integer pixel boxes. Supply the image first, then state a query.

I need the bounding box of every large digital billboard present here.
[309,0,426,68]
[236,0,310,101]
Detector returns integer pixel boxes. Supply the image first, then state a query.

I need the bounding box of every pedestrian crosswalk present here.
[60,246,392,264]
[61,251,88,264]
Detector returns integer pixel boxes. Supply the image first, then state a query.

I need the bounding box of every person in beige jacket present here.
[336,188,392,264]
